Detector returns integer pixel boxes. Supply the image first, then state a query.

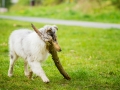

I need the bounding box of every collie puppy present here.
[8,25,61,83]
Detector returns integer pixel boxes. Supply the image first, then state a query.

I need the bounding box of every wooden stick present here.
[47,41,71,80]
[31,24,42,37]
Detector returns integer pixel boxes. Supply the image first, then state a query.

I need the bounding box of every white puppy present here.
[8,25,61,83]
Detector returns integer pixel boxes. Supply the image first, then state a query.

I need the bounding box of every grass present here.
[0,19,120,90]
[2,2,120,24]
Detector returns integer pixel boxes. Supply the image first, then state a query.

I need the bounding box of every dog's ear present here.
[53,25,58,30]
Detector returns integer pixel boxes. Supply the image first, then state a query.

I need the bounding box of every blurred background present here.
[0,1,120,89]
[0,0,120,23]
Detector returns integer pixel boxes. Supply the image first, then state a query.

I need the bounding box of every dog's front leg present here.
[28,61,50,83]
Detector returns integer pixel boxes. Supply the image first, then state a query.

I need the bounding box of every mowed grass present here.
[0,19,120,90]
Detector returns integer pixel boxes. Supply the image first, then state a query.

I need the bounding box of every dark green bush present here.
[0,0,11,8]
[111,0,120,9]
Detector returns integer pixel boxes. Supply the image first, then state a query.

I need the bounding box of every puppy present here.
[8,25,61,83]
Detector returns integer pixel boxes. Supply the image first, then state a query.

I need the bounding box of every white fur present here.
[8,25,58,83]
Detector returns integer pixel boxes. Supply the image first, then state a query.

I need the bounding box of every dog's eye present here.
[50,33,53,36]
[54,38,56,41]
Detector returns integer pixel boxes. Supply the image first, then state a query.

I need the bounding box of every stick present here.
[47,41,71,80]
[31,24,42,37]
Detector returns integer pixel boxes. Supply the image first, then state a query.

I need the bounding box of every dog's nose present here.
[58,49,62,52]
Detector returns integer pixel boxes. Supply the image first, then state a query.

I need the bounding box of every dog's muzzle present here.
[53,42,62,52]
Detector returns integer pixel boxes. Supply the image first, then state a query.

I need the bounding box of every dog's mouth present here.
[53,42,62,52]
[48,32,61,52]
[51,35,62,52]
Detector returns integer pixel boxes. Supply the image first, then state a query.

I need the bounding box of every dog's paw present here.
[8,73,13,77]
[42,78,50,83]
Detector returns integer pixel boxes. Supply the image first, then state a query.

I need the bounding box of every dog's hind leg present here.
[24,60,29,77]
[8,51,18,77]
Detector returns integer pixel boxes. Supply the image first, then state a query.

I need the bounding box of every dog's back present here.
[9,29,49,61]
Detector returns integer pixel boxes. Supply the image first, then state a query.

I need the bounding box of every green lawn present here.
[0,19,120,90]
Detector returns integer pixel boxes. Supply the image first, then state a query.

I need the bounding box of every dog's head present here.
[39,25,62,52]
